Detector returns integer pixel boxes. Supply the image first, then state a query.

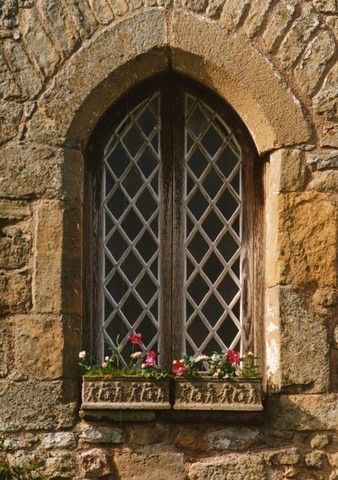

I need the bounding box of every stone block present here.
[33,200,63,313]
[79,423,124,444]
[0,200,31,220]
[2,39,43,99]
[14,315,64,380]
[322,122,338,148]
[244,0,274,38]
[294,30,336,97]
[0,323,13,378]
[267,192,336,288]
[113,450,186,480]
[305,450,325,468]
[80,448,111,479]
[87,0,114,24]
[270,448,300,465]
[277,4,319,69]
[0,380,77,431]
[173,427,207,451]
[310,434,330,449]
[307,151,338,171]
[44,451,77,478]
[128,424,167,445]
[208,427,260,450]
[0,54,21,100]
[313,63,338,121]
[313,0,336,12]
[308,170,338,193]
[279,286,329,392]
[0,99,23,145]
[220,0,249,30]
[42,432,77,449]
[262,0,297,52]
[269,149,307,193]
[0,229,30,270]
[266,394,338,430]
[0,270,31,314]
[187,453,267,480]
[36,0,80,58]
[19,7,60,77]
[65,0,98,40]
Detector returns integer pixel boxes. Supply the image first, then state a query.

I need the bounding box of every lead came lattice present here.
[102,93,161,362]
[184,94,242,356]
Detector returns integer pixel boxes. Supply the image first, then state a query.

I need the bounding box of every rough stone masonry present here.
[0,0,337,478]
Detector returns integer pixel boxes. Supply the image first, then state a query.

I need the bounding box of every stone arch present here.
[26,9,312,154]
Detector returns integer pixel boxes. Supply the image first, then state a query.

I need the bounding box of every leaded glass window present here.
[86,74,259,367]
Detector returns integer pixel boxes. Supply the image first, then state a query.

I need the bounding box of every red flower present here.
[144,350,157,367]
[128,332,143,345]
[226,349,241,365]
[172,360,186,376]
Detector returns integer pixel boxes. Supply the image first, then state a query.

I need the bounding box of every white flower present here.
[216,368,221,373]
[179,359,184,363]
[173,360,177,364]
[213,372,219,377]
[104,356,110,362]
[247,351,254,356]
[194,355,209,362]
[211,354,218,362]
[130,351,142,359]
[141,363,146,369]
[102,362,108,368]
[79,351,86,359]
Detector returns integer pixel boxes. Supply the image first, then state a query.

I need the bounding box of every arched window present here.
[85,74,263,368]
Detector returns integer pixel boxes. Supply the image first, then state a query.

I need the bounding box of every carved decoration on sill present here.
[174,380,263,411]
[82,379,170,410]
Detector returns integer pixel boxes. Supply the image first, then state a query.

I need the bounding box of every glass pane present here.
[103,93,161,363]
[184,94,242,356]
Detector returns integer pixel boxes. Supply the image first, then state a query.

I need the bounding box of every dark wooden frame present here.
[84,72,264,371]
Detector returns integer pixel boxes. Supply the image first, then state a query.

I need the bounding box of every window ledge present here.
[81,376,263,413]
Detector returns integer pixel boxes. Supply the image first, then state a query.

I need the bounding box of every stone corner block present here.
[269,148,307,193]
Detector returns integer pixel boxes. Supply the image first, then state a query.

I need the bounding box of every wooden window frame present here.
[84,73,264,371]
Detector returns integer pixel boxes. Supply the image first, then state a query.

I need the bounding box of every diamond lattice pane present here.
[184,94,242,356]
[103,93,161,362]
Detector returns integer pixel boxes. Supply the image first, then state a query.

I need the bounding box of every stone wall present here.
[0,0,337,478]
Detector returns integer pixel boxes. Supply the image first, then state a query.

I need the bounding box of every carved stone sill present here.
[174,378,263,411]
[81,376,171,410]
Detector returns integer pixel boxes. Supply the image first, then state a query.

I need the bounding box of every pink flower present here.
[144,350,157,367]
[128,332,143,345]
[172,360,186,376]
[226,349,241,365]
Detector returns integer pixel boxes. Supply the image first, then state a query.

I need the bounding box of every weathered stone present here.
[66,0,98,40]
[0,54,21,99]
[0,199,31,220]
[80,424,124,444]
[183,0,207,13]
[187,453,267,480]
[113,450,186,480]
[266,394,338,430]
[267,192,336,288]
[173,427,207,451]
[278,4,320,68]
[280,286,329,392]
[313,0,336,12]
[244,0,275,38]
[262,0,297,52]
[19,7,60,77]
[328,452,338,467]
[220,0,249,30]
[206,0,225,19]
[322,121,338,148]
[311,434,330,449]
[109,0,129,16]
[295,29,336,97]
[80,448,111,479]
[314,63,338,121]
[208,427,260,450]
[0,324,13,378]
[128,424,166,445]
[33,201,66,313]
[0,380,77,431]
[2,39,43,99]
[308,170,338,193]
[44,451,77,478]
[0,270,31,314]
[2,433,37,451]
[307,150,338,171]
[87,0,114,24]
[14,315,64,380]
[0,99,23,144]
[269,149,307,192]
[305,450,325,468]
[36,0,79,58]
[271,448,300,465]
[0,228,30,270]
[42,432,76,449]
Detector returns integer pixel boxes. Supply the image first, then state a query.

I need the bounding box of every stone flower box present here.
[173,378,263,411]
[81,376,171,410]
